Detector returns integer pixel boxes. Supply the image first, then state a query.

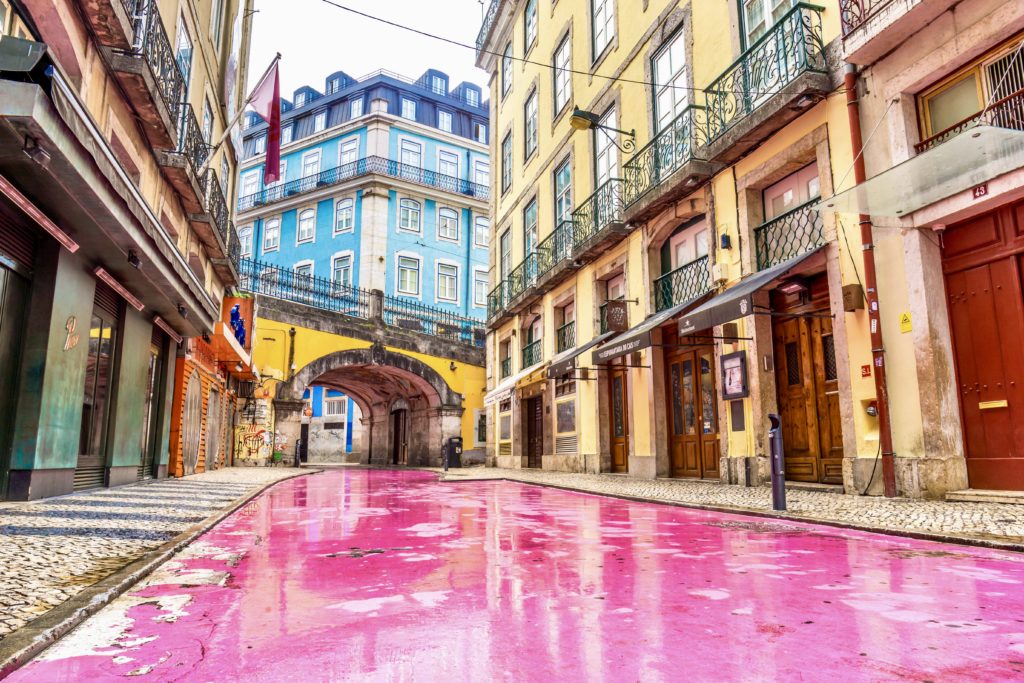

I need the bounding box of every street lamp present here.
[569,107,637,153]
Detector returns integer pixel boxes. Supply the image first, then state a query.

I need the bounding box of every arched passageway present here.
[274,345,464,466]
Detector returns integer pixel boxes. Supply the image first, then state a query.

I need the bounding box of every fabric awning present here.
[816,125,1024,217]
[678,248,825,335]
[483,362,547,406]
[547,330,620,378]
[591,293,708,365]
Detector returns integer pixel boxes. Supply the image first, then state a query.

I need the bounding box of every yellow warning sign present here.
[899,312,912,334]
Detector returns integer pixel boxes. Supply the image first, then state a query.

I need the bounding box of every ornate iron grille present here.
[571,178,624,246]
[128,1,185,119]
[521,339,542,368]
[500,356,511,379]
[175,103,210,178]
[624,106,708,206]
[754,199,825,271]
[237,258,371,318]
[226,223,241,265]
[915,88,1024,153]
[838,0,895,37]
[202,169,230,245]
[536,220,575,278]
[237,156,490,211]
[487,280,510,320]
[654,255,711,312]
[382,294,486,347]
[556,321,576,353]
[476,0,501,58]
[705,4,827,142]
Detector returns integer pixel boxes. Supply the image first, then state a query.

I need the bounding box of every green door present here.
[0,266,30,499]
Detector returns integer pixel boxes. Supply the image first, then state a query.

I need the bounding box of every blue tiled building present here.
[236,68,491,460]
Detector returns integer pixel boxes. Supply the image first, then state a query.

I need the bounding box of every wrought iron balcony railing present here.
[571,178,624,245]
[624,107,707,207]
[556,321,576,353]
[383,293,486,347]
[754,199,825,271]
[175,103,210,179]
[226,223,241,265]
[599,300,621,335]
[705,4,827,142]
[521,339,542,369]
[536,219,575,278]
[237,155,490,211]
[476,0,501,58]
[838,0,895,37]
[654,256,711,312]
[915,88,1024,153]
[500,356,511,379]
[127,1,185,119]
[201,169,230,246]
[487,280,510,320]
[506,251,541,303]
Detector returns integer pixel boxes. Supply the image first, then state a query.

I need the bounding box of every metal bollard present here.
[294,439,302,468]
[767,414,786,511]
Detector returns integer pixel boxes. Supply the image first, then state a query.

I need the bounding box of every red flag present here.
[248,60,281,185]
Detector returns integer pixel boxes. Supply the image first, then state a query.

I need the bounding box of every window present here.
[438,110,453,133]
[474,216,490,247]
[500,229,512,277]
[241,171,259,197]
[400,139,423,168]
[350,98,364,119]
[437,263,458,302]
[294,262,313,278]
[239,227,253,256]
[270,159,287,187]
[254,135,266,154]
[523,199,538,253]
[313,110,327,132]
[398,256,420,294]
[743,0,793,46]
[201,99,214,144]
[595,107,619,185]
[474,270,488,306]
[325,396,347,417]
[297,209,315,242]
[501,132,513,193]
[474,122,488,143]
[763,162,820,220]
[524,0,538,50]
[466,89,480,107]
[332,255,352,287]
[295,92,308,107]
[438,207,459,241]
[554,36,572,114]
[524,90,539,159]
[554,158,573,225]
[220,156,230,196]
[668,218,709,269]
[438,150,459,178]
[175,16,193,89]
[474,160,490,188]
[339,138,359,168]
[263,218,280,250]
[210,0,224,41]
[326,79,340,95]
[501,42,513,97]
[431,75,446,94]
[399,198,422,232]
[301,150,321,178]
[335,198,354,233]
[653,30,688,131]
[401,98,417,120]
[281,124,293,145]
[592,0,615,59]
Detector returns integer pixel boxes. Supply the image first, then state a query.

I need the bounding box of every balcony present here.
[704,4,829,165]
[556,321,576,353]
[102,1,185,150]
[571,178,627,263]
[487,280,511,322]
[840,0,956,66]
[623,106,714,223]
[654,256,711,312]
[754,200,825,271]
[598,302,615,334]
[533,220,579,292]
[158,104,210,213]
[237,156,490,212]
[915,89,1024,154]
[79,0,137,50]
[190,169,231,259]
[476,0,501,59]
[521,339,542,369]
[500,356,512,379]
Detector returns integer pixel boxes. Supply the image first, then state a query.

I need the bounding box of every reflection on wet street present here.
[11,469,1024,682]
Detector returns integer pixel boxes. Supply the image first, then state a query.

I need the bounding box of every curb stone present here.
[0,468,321,679]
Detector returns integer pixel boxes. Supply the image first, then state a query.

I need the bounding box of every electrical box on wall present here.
[842,284,865,311]
[711,262,728,285]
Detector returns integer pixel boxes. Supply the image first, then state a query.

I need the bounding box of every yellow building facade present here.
[479,0,921,495]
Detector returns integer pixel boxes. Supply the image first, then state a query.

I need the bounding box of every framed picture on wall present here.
[721,351,749,400]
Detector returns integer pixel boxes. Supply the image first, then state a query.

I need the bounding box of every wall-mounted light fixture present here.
[177,303,189,319]
[127,250,142,269]
[778,277,809,296]
[569,107,636,153]
[23,136,51,167]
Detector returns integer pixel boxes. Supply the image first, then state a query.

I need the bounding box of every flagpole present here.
[199,52,281,174]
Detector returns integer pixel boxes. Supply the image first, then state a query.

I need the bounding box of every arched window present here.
[399,199,421,232]
[335,198,354,233]
[297,209,315,242]
[239,226,253,256]
[438,207,458,240]
[263,218,280,251]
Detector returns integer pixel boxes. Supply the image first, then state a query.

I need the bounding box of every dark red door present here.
[945,257,1024,490]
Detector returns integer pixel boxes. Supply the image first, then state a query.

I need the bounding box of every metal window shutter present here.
[0,202,37,273]
[93,279,120,319]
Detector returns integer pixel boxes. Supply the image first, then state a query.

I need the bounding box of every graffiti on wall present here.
[235,398,273,464]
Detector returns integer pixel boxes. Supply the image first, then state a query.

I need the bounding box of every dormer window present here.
[326,79,340,95]
[313,110,327,132]
[466,89,480,107]
[431,75,446,95]
[295,92,307,107]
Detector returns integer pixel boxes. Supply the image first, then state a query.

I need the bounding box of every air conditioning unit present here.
[711,262,728,286]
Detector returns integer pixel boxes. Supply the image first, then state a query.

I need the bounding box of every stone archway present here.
[274,344,464,467]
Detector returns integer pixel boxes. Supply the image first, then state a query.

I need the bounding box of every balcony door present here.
[742,0,799,107]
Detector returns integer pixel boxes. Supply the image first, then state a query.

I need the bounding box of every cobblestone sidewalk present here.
[0,467,305,639]
[440,467,1024,546]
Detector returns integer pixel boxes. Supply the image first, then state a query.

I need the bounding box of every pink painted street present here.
[9,469,1024,682]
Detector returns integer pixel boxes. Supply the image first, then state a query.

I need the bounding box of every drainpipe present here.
[845,65,896,498]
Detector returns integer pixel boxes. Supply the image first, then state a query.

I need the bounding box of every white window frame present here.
[554,157,573,225]
[524,90,539,158]
[295,92,307,108]
[201,98,214,144]
[324,396,347,417]
[313,110,327,132]
[595,107,619,186]
[438,207,459,242]
[501,132,513,193]
[297,208,316,244]
[653,30,689,131]
[331,251,354,288]
[396,254,422,296]
[241,171,259,198]
[349,97,364,119]
[281,123,293,145]
[398,198,422,233]
[254,135,266,154]
[401,97,417,120]
[500,228,512,277]
[293,259,314,278]
[593,0,616,59]
[438,110,453,133]
[270,159,287,188]
[473,268,488,307]
[339,136,359,169]
[523,198,539,253]
[438,149,459,179]
[474,216,490,248]
[400,139,423,168]
[474,160,490,189]
[263,217,280,251]
[334,197,355,233]
[210,0,224,45]
[301,149,321,178]
[501,42,513,97]
[524,0,538,50]
[554,35,572,114]
[474,122,488,143]
[239,226,253,257]
[466,89,480,107]
[431,75,446,95]
[436,261,459,304]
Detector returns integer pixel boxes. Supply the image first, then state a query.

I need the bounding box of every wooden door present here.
[526,397,543,468]
[698,348,721,479]
[391,410,408,465]
[667,346,720,479]
[773,309,843,484]
[609,365,629,473]
[945,257,1024,490]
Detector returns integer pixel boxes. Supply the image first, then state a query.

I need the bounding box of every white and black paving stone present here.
[0,468,303,639]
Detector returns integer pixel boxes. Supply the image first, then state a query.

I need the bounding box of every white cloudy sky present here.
[247,0,492,97]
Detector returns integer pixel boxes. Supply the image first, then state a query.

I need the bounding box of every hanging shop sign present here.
[603,300,630,332]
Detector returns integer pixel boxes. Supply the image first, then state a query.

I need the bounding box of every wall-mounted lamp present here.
[23,136,51,167]
[127,250,142,269]
[569,107,636,153]
[720,234,731,250]
[777,277,809,296]
[177,303,188,319]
